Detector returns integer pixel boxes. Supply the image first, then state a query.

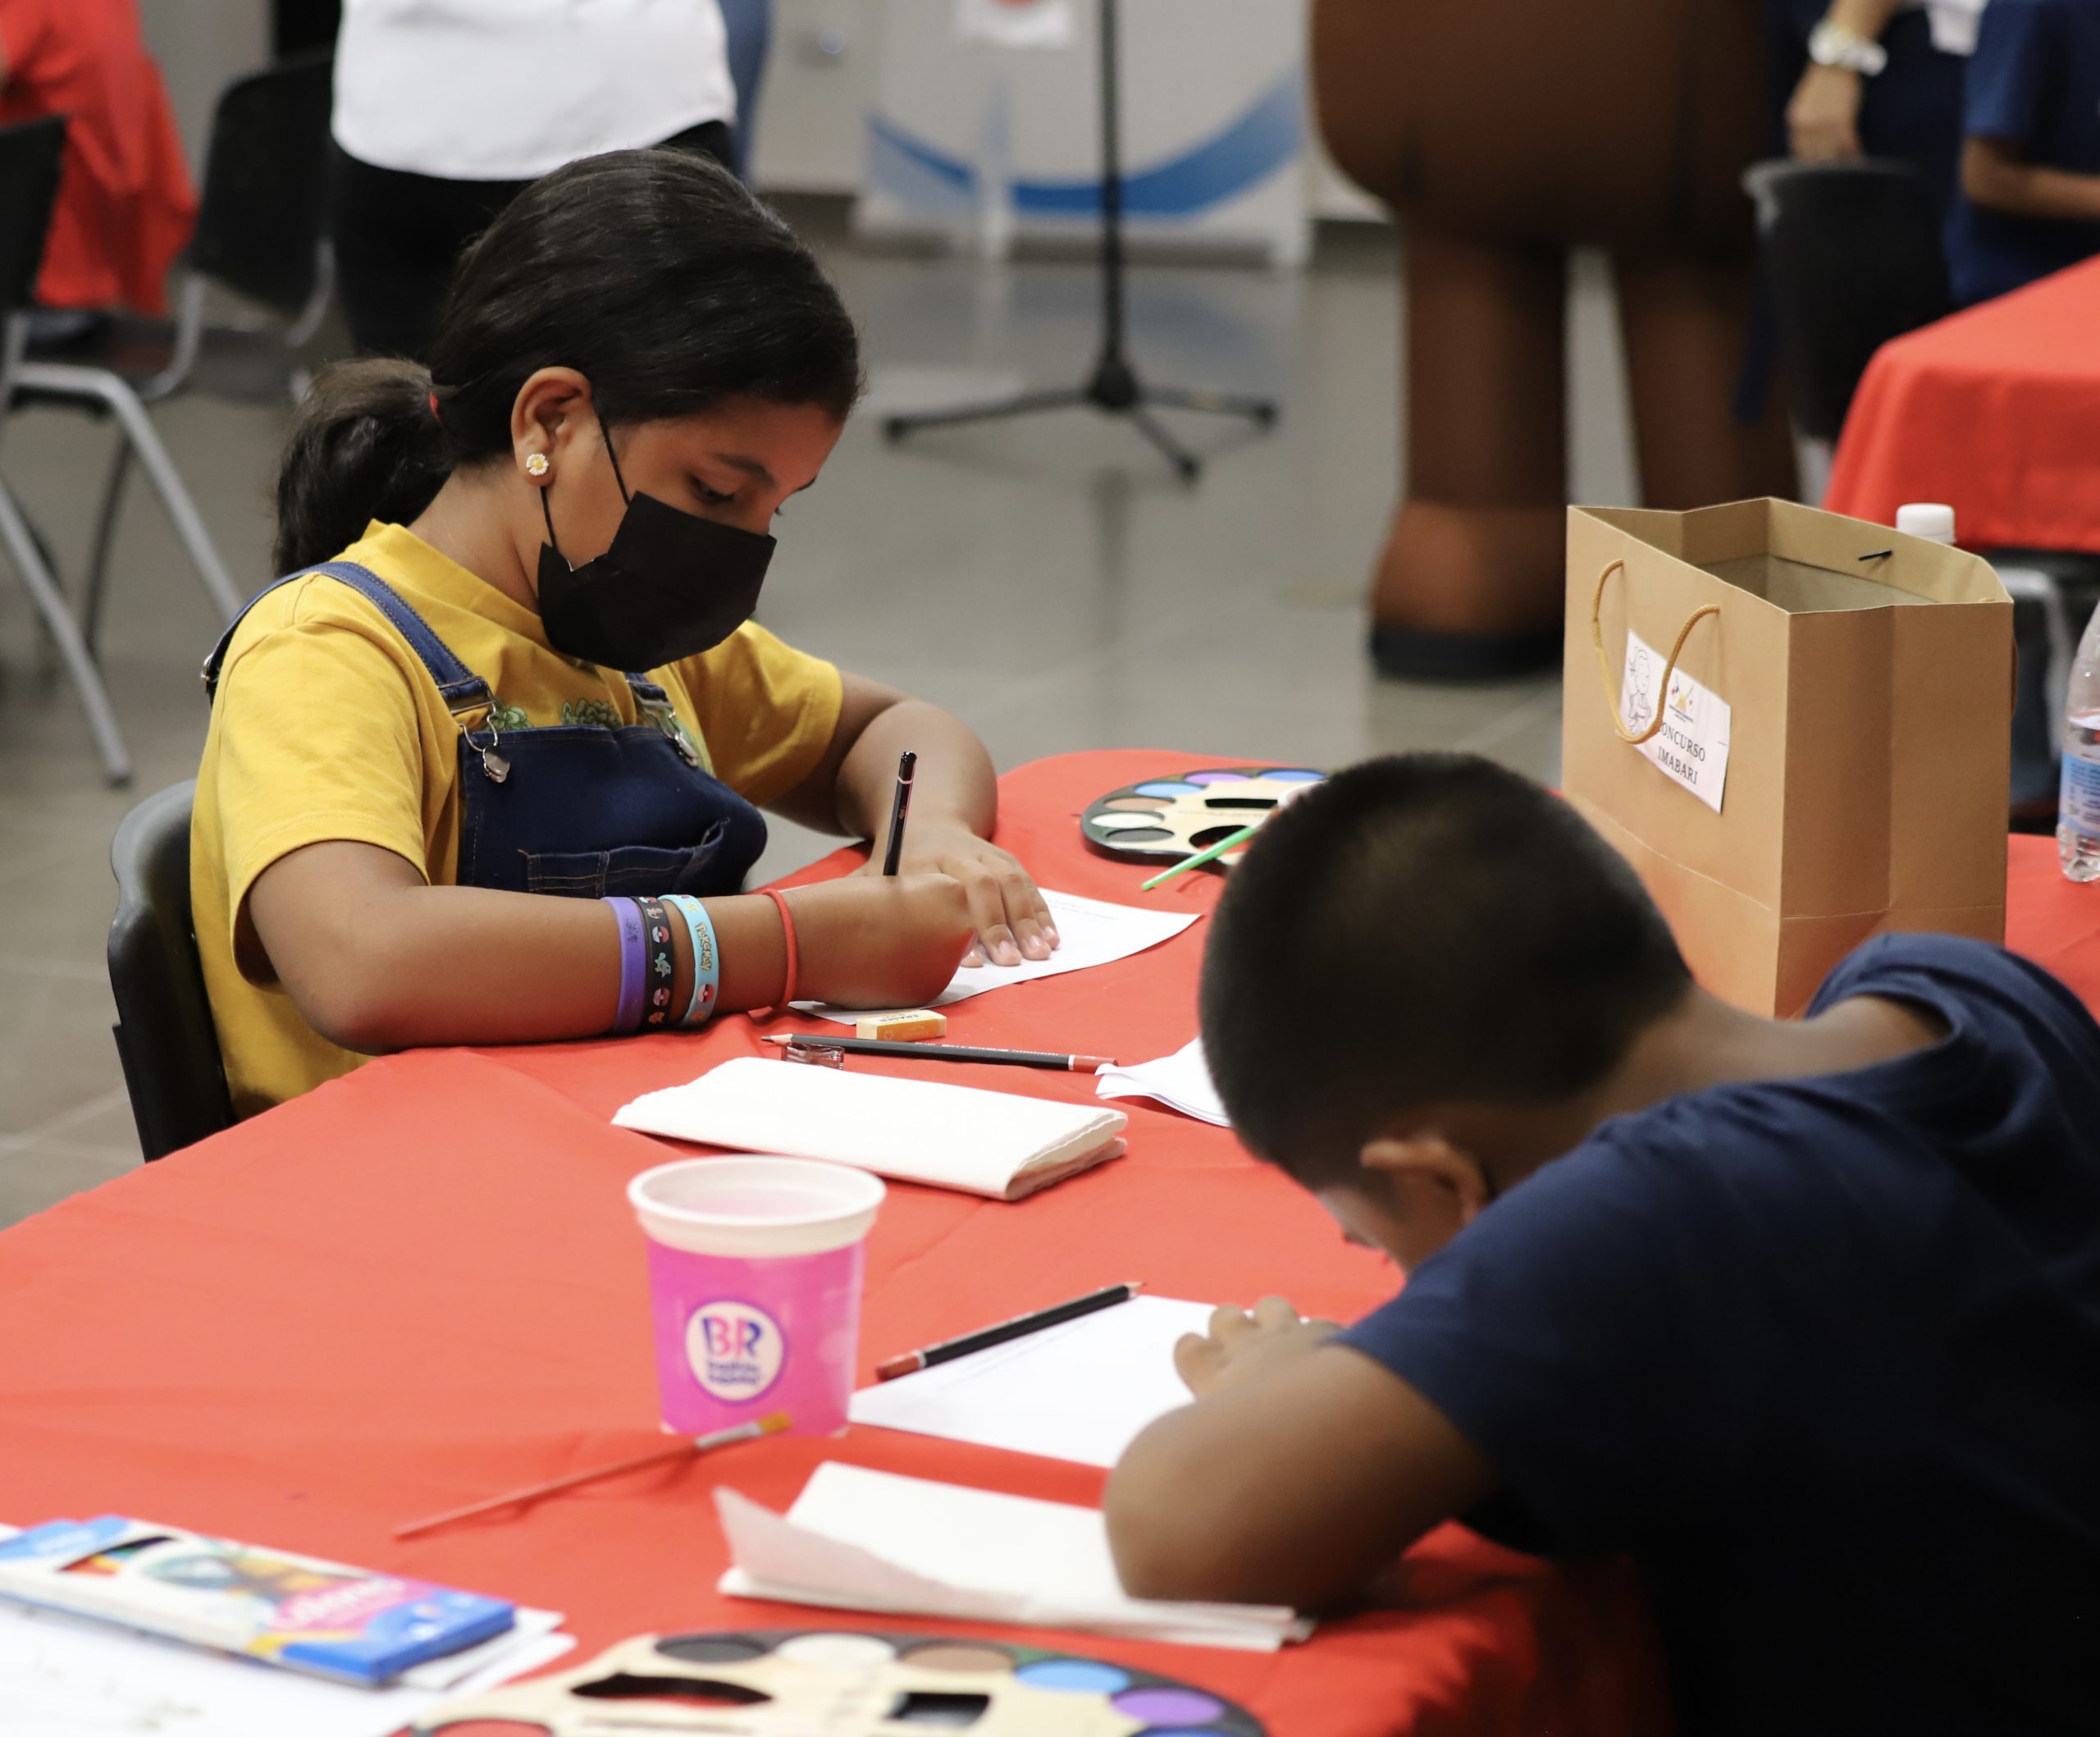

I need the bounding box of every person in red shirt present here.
[0,0,194,320]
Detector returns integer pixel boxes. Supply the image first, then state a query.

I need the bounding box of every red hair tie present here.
[427,391,441,423]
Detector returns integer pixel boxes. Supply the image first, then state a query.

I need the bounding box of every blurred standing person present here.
[0,0,195,337]
[1770,2,1974,222]
[717,0,770,176]
[331,0,737,359]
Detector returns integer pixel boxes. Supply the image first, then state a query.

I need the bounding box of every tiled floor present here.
[0,218,1641,1225]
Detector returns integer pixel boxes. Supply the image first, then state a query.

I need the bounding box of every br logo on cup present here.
[685,1300,786,1401]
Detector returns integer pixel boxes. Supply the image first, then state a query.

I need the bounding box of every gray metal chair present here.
[108,779,234,1160]
[0,115,131,783]
[13,52,336,651]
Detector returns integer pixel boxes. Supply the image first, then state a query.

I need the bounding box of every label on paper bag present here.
[1620,629,1731,813]
[957,0,1074,47]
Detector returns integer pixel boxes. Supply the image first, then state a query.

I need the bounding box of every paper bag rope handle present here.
[1591,560,1719,746]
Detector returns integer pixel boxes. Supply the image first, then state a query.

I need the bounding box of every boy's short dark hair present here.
[1200,754,1691,1185]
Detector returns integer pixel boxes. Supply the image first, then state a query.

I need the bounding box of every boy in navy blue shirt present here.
[1106,755,2100,1735]
[1945,0,2100,303]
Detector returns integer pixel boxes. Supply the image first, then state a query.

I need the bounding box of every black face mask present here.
[535,420,774,670]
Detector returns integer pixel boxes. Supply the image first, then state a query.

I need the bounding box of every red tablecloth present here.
[1824,257,2100,555]
[10,751,2096,1733]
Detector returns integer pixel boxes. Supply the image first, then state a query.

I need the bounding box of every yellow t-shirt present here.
[192,521,842,1117]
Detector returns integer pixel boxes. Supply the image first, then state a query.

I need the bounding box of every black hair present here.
[1199,753,1691,1186]
[273,148,862,574]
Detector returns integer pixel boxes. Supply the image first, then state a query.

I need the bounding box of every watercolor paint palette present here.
[414,1626,1267,1735]
[1080,769,1326,873]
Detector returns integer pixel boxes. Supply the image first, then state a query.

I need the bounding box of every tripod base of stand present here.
[881,354,1276,482]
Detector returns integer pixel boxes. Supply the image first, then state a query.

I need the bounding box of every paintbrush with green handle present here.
[1139,821,1262,892]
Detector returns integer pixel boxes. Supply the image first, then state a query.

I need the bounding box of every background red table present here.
[1824,257,2100,555]
[12,751,2094,1733]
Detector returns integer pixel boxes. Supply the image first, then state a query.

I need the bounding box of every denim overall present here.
[203,561,768,898]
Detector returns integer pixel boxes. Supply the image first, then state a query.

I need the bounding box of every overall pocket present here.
[523,820,730,899]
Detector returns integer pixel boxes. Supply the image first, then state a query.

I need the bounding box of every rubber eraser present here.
[856,1010,947,1041]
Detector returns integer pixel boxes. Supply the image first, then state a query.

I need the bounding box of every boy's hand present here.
[1174,1297,1341,1398]
[868,817,1058,967]
[1787,63,1863,160]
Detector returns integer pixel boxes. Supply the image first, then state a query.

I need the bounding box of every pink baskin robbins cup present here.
[627,1156,885,1438]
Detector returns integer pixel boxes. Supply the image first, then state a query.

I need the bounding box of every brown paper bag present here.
[1562,499,2012,1017]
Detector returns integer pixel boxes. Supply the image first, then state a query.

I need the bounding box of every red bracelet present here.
[760,887,799,1014]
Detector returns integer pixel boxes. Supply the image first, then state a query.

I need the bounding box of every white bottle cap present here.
[1896,502,1956,545]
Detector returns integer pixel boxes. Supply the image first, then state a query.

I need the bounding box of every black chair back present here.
[0,117,66,316]
[189,52,336,316]
[1744,158,1953,443]
[108,781,235,1160]
[273,0,343,60]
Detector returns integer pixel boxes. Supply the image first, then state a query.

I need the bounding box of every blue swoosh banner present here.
[866,72,1303,220]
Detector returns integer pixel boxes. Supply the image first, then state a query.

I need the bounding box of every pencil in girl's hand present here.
[880,750,917,875]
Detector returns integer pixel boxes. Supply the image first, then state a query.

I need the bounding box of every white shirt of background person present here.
[332,0,737,184]
[1914,0,1984,57]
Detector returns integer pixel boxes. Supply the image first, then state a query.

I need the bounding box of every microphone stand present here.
[881,0,1279,481]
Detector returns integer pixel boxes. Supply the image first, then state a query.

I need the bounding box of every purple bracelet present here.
[603,897,647,1034]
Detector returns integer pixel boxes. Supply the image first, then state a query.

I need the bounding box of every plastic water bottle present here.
[1897,505,2100,877]
[2059,607,2100,881]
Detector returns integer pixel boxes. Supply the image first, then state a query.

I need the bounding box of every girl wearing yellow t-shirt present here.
[193,149,1053,1116]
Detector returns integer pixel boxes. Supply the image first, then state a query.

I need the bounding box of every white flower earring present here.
[525,453,550,478]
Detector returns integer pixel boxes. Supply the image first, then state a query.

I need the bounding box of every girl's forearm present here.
[254,841,972,1055]
[295,880,785,1053]
[833,698,998,843]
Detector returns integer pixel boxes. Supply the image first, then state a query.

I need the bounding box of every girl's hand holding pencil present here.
[861,817,1059,970]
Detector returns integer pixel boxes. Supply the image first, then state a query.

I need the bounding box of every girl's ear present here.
[509,367,596,480]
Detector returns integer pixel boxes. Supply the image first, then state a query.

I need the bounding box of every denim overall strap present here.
[203,562,494,718]
[621,671,705,769]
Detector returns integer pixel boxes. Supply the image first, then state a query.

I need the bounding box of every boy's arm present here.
[1957,0,2090,221]
[1962,138,2100,222]
[1104,1299,1496,1611]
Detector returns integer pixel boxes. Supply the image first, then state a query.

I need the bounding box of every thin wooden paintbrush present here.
[395,1412,791,1540]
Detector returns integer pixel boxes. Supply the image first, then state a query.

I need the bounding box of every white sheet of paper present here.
[849,1295,1213,1468]
[0,1595,573,1737]
[797,889,1198,1024]
[1094,1040,1229,1127]
[716,1463,1310,1652]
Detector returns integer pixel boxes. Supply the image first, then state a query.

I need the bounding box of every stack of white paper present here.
[614,1058,1128,1200]
[797,889,1200,1023]
[1096,1039,1230,1128]
[850,1295,1215,1468]
[717,1463,1311,1652]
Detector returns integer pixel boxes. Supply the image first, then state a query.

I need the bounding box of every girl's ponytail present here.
[271,358,452,574]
